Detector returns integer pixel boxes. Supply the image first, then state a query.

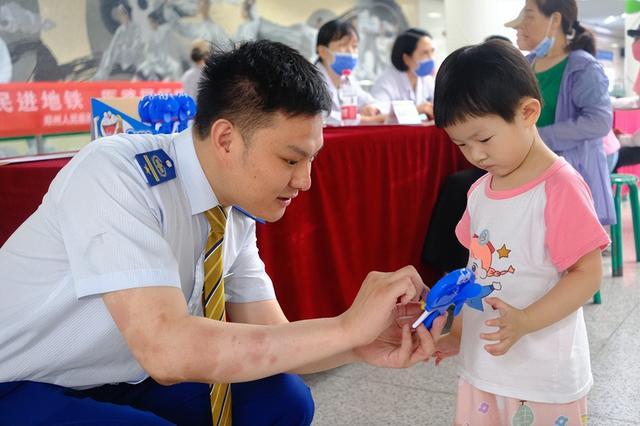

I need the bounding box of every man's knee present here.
[275,374,314,425]
[232,373,314,426]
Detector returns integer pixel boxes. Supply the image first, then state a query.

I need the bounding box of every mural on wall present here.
[0,0,411,83]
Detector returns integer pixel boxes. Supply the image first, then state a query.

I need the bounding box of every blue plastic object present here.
[138,95,153,124]
[136,93,197,135]
[176,93,197,131]
[412,268,493,330]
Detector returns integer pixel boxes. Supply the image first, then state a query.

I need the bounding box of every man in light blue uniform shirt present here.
[0,40,445,424]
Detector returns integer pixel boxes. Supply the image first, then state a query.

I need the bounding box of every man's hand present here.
[360,104,381,116]
[354,302,446,368]
[434,333,461,366]
[339,266,427,348]
[481,297,531,356]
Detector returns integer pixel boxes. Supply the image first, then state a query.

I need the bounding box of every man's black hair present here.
[391,28,432,71]
[433,40,541,128]
[194,40,332,141]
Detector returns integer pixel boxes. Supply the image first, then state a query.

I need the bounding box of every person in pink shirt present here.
[431,40,609,424]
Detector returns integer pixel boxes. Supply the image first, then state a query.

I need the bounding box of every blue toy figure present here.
[412,268,492,331]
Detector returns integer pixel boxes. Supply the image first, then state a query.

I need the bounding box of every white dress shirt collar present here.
[173,128,219,216]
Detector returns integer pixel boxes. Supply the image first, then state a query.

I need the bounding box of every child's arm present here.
[481,247,602,356]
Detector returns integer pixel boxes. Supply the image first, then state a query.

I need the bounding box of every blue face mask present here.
[415,58,435,77]
[330,52,358,75]
[531,18,555,58]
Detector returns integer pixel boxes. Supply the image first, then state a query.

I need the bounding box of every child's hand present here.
[481,297,531,356]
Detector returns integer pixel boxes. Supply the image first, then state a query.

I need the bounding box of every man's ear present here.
[208,119,234,157]
[519,97,541,127]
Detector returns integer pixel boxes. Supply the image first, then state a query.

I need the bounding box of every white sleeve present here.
[225,220,276,303]
[55,148,181,298]
[422,75,435,103]
[371,75,394,103]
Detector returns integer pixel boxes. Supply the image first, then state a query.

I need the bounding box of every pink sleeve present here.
[455,176,486,249]
[545,167,610,271]
[455,207,471,249]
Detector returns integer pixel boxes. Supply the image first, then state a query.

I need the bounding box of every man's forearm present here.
[151,315,358,385]
[289,349,359,375]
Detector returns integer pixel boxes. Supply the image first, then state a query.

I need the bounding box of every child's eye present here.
[285,159,298,166]
[479,136,492,143]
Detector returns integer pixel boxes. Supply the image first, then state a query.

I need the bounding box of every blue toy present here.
[137,93,197,135]
[412,268,492,331]
[176,93,197,132]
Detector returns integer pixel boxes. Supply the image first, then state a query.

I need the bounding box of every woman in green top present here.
[507,0,615,225]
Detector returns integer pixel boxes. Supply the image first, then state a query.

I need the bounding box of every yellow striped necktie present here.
[203,205,232,426]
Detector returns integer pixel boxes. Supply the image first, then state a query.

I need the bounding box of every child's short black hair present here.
[391,28,432,72]
[433,40,541,128]
[194,40,331,141]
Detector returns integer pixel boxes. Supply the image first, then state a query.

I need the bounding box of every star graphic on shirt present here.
[497,244,511,258]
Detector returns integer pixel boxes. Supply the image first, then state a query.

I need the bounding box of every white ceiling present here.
[579,0,625,40]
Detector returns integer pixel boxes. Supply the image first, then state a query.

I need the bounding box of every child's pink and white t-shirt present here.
[455,157,609,404]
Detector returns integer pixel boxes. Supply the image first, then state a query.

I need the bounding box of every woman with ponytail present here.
[508,0,615,226]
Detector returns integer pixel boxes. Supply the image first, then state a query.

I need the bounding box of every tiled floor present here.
[304,203,640,425]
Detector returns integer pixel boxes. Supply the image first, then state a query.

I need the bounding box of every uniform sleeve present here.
[544,167,610,271]
[538,60,613,152]
[55,148,181,298]
[225,220,276,303]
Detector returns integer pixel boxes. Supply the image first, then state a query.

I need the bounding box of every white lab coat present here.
[371,66,434,108]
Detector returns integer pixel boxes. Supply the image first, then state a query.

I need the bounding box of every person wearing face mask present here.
[506,0,615,227]
[315,19,385,124]
[371,28,436,119]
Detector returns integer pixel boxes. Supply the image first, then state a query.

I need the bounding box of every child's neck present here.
[491,134,558,191]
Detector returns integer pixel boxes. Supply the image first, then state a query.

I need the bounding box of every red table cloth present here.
[0,125,469,321]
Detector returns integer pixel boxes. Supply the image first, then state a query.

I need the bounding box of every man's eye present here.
[285,159,298,166]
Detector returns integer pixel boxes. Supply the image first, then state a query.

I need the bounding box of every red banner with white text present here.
[0,82,183,138]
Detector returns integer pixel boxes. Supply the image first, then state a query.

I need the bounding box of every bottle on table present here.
[338,69,359,126]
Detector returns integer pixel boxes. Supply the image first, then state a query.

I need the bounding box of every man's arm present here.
[103,266,433,385]
[227,299,359,373]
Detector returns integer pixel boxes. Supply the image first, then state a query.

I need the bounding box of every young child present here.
[431,40,609,424]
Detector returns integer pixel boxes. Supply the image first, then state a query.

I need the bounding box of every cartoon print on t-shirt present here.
[469,229,515,280]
